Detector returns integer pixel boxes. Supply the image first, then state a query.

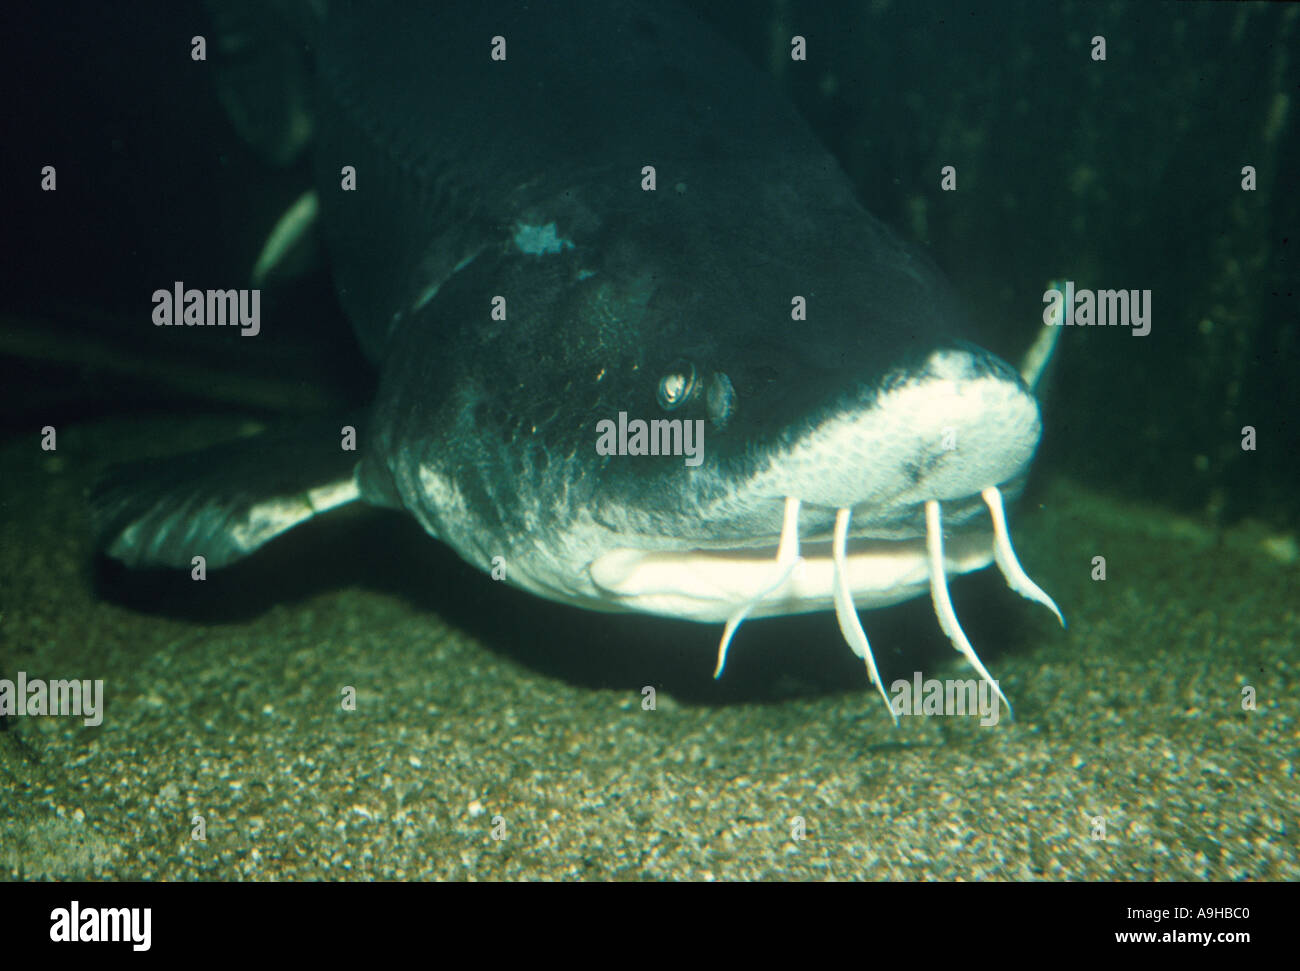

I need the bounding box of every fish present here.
[93,0,1063,718]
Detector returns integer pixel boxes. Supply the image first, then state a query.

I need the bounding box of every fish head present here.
[372,196,1047,632]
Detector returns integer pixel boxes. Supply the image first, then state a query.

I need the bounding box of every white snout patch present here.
[513,222,574,255]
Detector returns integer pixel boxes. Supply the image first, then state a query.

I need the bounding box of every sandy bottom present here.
[1,417,1295,880]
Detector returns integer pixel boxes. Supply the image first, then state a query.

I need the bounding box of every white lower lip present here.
[589,531,995,623]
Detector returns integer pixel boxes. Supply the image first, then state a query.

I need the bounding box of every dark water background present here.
[3,0,1296,530]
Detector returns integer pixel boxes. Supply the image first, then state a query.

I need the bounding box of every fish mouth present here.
[590,486,1063,720]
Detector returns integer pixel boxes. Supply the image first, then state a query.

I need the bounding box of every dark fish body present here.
[96,0,1061,710]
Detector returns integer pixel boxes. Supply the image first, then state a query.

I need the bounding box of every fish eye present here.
[657,360,698,410]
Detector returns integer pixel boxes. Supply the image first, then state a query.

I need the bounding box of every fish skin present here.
[97,1,1044,632]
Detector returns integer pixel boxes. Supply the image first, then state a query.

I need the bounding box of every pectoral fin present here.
[92,423,361,569]
[1020,277,1067,394]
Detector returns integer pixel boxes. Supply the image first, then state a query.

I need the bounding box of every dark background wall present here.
[2,1,1296,529]
[701,0,1297,532]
